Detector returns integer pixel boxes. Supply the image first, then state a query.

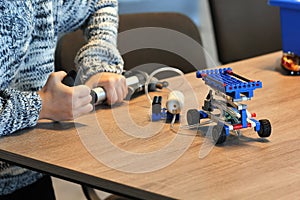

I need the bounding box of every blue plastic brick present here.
[199,111,209,119]
[251,118,261,132]
[240,109,247,128]
[196,68,262,100]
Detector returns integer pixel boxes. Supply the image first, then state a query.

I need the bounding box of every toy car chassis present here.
[187,68,271,144]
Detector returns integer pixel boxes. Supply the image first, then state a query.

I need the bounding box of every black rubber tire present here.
[187,109,200,125]
[258,119,271,137]
[212,125,227,144]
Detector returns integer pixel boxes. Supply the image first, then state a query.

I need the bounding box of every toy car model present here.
[187,68,271,144]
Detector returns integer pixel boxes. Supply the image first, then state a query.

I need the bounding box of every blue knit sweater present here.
[0,0,123,195]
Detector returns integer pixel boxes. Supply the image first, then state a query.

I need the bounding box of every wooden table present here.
[0,51,299,199]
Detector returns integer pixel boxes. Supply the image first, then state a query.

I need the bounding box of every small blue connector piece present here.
[152,96,180,123]
[152,96,162,121]
[199,110,209,119]
[166,112,180,123]
[251,118,261,132]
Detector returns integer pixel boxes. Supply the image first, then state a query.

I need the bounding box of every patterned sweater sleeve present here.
[0,90,42,136]
[0,9,42,136]
[59,0,124,83]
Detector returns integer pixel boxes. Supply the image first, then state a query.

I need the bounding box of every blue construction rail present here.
[196,68,262,100]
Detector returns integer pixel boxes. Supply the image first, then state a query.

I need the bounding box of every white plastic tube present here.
[144,67,185,103]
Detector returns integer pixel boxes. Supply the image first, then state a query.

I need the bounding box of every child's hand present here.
[85,72,128,105]
[38,71,93,121]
